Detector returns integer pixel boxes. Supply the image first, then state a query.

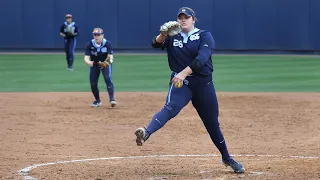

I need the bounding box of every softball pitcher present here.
[84,28,116,108]
[135,7,245,173]
[60,14,79,71]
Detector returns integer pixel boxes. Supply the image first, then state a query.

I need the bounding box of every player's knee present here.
[164,102,182,118]
[104,77,113,86]
[90,81,98,87]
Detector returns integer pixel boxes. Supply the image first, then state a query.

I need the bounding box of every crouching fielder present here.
[84,28,116,108]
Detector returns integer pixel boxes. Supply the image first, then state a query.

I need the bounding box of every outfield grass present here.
[0,54,319,92]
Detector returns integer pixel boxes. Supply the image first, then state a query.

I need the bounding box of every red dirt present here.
[0,92,319,180]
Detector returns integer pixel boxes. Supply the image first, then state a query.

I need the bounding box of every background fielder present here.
[84,28,116,108]
[135,7,245,174]
[60,14,79,71]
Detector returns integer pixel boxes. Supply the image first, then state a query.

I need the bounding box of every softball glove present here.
[160,21,182,37]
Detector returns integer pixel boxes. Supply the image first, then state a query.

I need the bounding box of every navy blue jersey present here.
[60,22,79,39]
[85,39,113,64]
[160,28,215,77]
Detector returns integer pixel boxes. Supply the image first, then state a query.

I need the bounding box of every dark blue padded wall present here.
[0,0,318,51]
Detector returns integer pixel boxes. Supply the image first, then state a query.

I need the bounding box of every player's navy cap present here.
[65,14,72,18]
[177,7,195,17]
[92,28,104,35]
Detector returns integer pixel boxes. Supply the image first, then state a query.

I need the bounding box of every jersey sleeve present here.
[194,31,215,66]
[84,42,91,56]
[151,36,170,50]
[107,41,114,54]
[74,25,79,35]
[161,37,170,50]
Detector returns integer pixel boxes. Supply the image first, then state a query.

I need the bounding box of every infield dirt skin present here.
[0,92,319,180]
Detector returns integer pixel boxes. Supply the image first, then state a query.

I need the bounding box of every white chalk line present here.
[18,153,320,180]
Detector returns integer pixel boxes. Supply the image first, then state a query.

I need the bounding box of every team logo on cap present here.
[93,29,103,34]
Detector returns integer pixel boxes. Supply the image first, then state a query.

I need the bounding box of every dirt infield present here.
[0,92,319,180]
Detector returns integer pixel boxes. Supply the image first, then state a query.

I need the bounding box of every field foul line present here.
[18,153,320,180]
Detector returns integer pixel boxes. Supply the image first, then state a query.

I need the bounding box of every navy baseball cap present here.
[65,14,72,18]
[92,28,104,35]
[177,7,195,17]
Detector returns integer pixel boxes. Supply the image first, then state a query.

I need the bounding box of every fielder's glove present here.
[98,56,113,69]
[160,21,182,37]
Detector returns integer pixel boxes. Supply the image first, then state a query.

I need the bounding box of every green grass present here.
[0,54,319,92]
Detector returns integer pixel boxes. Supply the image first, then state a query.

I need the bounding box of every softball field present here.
[0,54,319,180]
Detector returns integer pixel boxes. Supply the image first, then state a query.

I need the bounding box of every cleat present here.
[135,127,149,146]
[222,157,245,173]
[110,101,117,108]
[91,100,102,107]
[66,67,73,71]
